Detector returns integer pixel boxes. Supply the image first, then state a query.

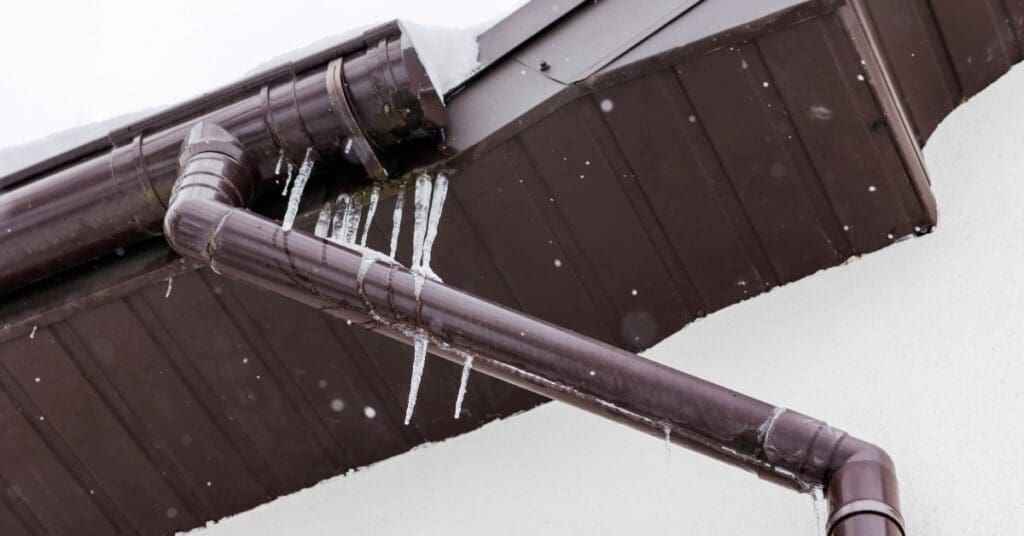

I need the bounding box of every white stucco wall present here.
[188,65,1024,536]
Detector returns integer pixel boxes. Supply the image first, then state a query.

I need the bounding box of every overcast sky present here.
[0,0,524,150]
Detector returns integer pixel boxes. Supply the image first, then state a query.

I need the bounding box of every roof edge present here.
[0,21,402,192]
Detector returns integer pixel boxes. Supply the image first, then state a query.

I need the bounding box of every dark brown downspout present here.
[167,121,905,535]
[0,24,444,294]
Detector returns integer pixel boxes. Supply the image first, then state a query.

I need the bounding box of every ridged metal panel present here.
[680,43,845,280]
[863,0,1024,142]
[0,378,115,534]
[759,16,928,250]
[449,12,935,336]
[451,149,614,342]
[2,328,189,534]
[513,109,693,347]
[59,304,270,516]
[593,71,771,311]
[928,0,1020,96]
[0,269,543,534]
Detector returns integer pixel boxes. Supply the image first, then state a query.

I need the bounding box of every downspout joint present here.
[828,500,906,535]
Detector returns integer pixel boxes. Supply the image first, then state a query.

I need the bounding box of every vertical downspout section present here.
[163,123,259,261]
[167,122,904,536]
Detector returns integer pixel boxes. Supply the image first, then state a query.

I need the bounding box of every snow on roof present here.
[0,110,149,182]
[183,64,1024,536]
[0,11,518,180]
[404,21,484,97]
[242,21,484,98]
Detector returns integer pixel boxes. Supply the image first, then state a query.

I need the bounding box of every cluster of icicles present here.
[277,148,468,425]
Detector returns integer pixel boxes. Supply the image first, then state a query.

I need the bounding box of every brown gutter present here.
[166,120,904,535]
[0,22,444,294]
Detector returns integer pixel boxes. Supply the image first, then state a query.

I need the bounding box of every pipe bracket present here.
[326,57,388,180]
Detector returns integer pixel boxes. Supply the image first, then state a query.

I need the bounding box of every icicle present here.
[359,187,381,247]
[273,150,285,176]
[281,149,315,231]
[405,335,429,425]
[411,175,433,300]
[336,196,356,243]
[454,355,473,419]
[388,192,405,259]
[421,173,449,280]
[280,162,294,197]
[412,271,426,303]
[663,424,672,468]
[411,175,433,270]
[810,487,828,536]
[314,202,333,238]
[343,196,363,244]
[356,252,376,291]
[330,195,351,242]
[165,277,174,298]
[29,325,37,339]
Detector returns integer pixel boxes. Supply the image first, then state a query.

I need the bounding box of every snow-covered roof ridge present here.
[402,21,485,97]
[0,9,525,180]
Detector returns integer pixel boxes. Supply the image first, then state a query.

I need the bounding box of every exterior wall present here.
[191,65,1024,536]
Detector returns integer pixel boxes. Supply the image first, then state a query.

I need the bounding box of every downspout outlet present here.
[827,438,904,535]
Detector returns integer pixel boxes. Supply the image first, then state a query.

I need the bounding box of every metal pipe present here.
[0,23,444,294]
[166,120,905,535]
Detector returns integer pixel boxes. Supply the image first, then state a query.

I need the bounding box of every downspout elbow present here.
[760,410,904,535]
[826,437,904,535]
[164,122,258,262]
[163,194,233,263]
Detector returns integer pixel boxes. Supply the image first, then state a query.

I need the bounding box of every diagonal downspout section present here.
[167,121,905,536]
